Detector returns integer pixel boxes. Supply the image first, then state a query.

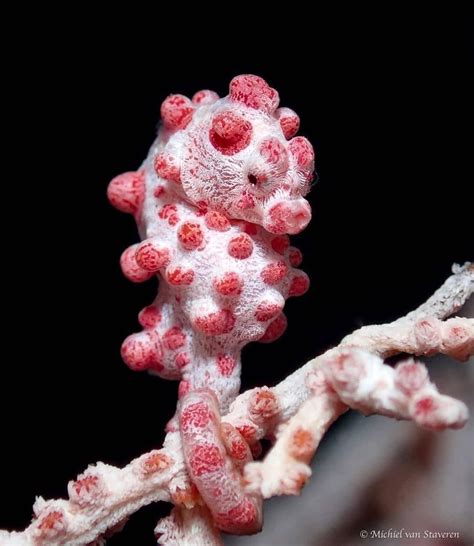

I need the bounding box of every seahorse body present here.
[108,75,315,534]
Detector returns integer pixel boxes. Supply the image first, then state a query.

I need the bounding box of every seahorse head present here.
[154,75,315,235]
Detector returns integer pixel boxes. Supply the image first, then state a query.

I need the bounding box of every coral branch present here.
[240,264,472,499]
[2,263,471,545]
[341,263,474,359]
[154,506,223,546]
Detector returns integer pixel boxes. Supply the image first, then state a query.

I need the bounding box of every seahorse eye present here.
[247,174,258,185]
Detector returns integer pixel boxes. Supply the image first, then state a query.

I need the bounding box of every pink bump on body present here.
[288,246,303,267]
[213,272,243,296]
[276,107,300,139]
[166,266,194,286]
[120,245,154,283]
[161,94,194,130]
[135,241,171,271]
[163,326,186,351]
[194,309,236,336]
[259,313,288,343]
[154,151,181,183]
[121,331,163,372]
[228,233,254,259]
[205,210,231,231]
[138,305,162,328]
[288,272,310,297]
[192,89,219,105]
[255,300,284,322]
[159,204,180,226]
[178,221,205,250]
[107,170,145,215]
[261,261,288,285]
[229,74,279,114]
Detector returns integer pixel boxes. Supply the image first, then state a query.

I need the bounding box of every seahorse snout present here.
[264,198,311,235]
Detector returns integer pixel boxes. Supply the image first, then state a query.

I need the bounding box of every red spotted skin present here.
[108,75,316,534]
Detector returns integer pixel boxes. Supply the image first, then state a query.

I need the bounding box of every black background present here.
[1,8,472,544]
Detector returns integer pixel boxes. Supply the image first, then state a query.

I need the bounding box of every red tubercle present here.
[192,89,219,105]
[154,152,181,183]
[255,301,283,322]
[259,313,288,343]
[175,352,190,369]
[120,246,154,283]
[188,444,225,476]
[158,204,180,226]
[271,235,290,255]
[166,266,195,286]
[135,242,171,271]
[261,261,288,285]
[205,210,230,231]
[288,273,310,297]
[107,170,145,215]
[288,247,303,267]
[194,309,236,336]
[276,107,300,139]
[138,305,162,329]
[259,137,288,166]
[209,111,252,156]
[228,233,254,259]
[229,74,279,114]
[216,353,237,376]
[180,401,214,430]
[142,451,173,476]
[121,331,163,372]
[163,326,186,351]
[178,380,191,398]
[178,221,205,250]
[161,94,194,130]
[289,136,315,170]
[213,272,243,296]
